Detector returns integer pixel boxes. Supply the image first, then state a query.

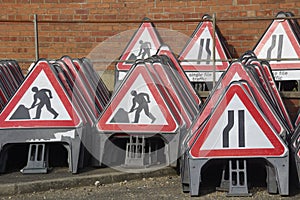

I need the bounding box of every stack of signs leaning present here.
[0,60,24,110]
[253,11,300,186]
[97,45,201,168]
[115,17,163,90]
[181,51,290,197]
[292,114,300,186]
[0,56,110,174]
[253,11,300,91]
[178,14,232,91]
[295,110,300,128]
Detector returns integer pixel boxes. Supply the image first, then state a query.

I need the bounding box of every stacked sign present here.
[181,51,290,196]
[290,105,300,186]
[291,122,300,186]
[0,57,110,174]
[115,17,163,89]
[97,49,200,168]
[295,112,300,128]
[253,12,300,91]
[178,14,232,91]
[0,60,24,110]
[157,45,202,106]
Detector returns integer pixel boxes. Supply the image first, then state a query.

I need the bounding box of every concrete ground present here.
[0,168,300,200]
[0,166,177,197]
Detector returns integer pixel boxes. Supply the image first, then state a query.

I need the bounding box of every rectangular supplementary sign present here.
[185,71,223,82]
[272,70,300,81]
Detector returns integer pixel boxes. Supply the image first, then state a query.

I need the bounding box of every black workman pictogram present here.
[137,40,151,59]
[30,87,59,119]
[129,90,156,123]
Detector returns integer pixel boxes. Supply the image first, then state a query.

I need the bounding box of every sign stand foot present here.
[227,159,252,197]
[124,136,146,167]
[21,143,48,174]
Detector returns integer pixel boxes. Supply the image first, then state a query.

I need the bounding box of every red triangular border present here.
[98,63,178,133]
[295,114,300,127]
[0,60,81,128]
[178,21,229,71]
[190,83,287,158]
[116,22,162,71]
[254,19,300,69]
[187,62,285,148]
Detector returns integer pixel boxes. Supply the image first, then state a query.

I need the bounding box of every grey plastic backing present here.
[188,158,208,196]
[266,156,289,196]
[0,127,83,174]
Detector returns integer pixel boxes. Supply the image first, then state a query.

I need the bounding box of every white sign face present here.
[254,19,300,81]
[179,21,230,72]
[107,74,167,125]
[189,82,288,158]
[116,22,162,72]
[123,28,158,61]
[181,27,223,66]
[117,71,128,82]
[6,70,71,121]
[256,23,300,65]
[201,94,274,150]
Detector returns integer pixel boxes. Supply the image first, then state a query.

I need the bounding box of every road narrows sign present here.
[188,62,285,144]
[178,18,230,72]
[190,83,287,158]
[254,13,300,78]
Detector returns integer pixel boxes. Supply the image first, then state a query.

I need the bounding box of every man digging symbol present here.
[137,40,151,59]
[30,87,59,119]
[129,90,156,123]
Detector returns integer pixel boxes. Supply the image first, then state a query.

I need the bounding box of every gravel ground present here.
[1,175,299,200]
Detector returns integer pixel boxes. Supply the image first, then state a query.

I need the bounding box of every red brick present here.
[187,1,202,7]
[44,0,59,3]
[59,0,86,3]
[30,0,44,3]
[268,0,283,3]
[237,0,251,4]
[252,0,268,3]
[75,9,89,15]
[201,1,218,6]
[0,0,298,75]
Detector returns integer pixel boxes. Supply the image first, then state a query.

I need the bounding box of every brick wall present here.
[0,0,300,120]
[1,0,300,69]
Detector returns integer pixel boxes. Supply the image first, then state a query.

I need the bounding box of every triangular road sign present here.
[0,60,81,128]
[238,52,293,131]
[186,62,287,149]
[178,16,230,72]
[192,62,285,134]
[116,19,162,71]
[254,12,300,71]
[189,82,288,158]
[98,62,178,133]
